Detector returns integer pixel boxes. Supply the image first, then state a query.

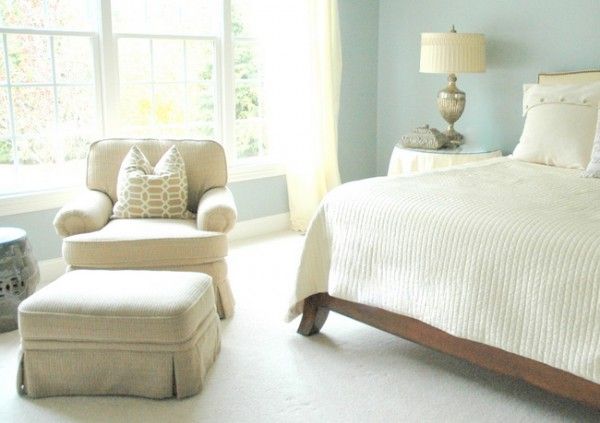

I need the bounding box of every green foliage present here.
[0,140,12,164]
[231,3,244,36]
[236,133,260,158]
[18,138,53,164]
[0,0,45,28]
[8,52,21,68]
[198,63,213,80]
[235,85,259,119]
[234,43,259,80]
[64,137,90,161]
[235,121,266,159]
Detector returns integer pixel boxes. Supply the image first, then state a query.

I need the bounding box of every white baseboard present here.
[229,212,291,241]
[38,257,67,286]
[36,213,289,284]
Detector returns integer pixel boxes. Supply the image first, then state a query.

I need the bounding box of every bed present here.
[289,70,600,408]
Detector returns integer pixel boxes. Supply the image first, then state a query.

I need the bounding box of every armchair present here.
[53,138,237,318]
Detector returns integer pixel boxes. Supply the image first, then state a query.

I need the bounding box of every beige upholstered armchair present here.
[53,139,237,318]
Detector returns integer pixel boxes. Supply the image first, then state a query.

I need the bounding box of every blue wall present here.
[228,176,288,222]
[338,0,379,182]
[376,0,600,174]
[0,0,381,261]
[0,209,63,261]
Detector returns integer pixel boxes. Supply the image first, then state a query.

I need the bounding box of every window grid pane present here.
[57,85,96,132]
[12,86,55,136]
[0,137,11,164]
[111,0,217,36]
[0,1,46,29]
[0,0,96,31]
[153,39,184,82]
[0,37,5,83]
[235,118,267,159]
[0,86,9,135]
[118,36,216,140]
[233,34,266,159]
[7,34,52,84]
[54,36,95,83]
[231,0,259,38]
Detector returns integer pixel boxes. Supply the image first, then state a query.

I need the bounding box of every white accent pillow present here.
[583,108,600,178]
[112,146,194,219]
[513,81,600,169]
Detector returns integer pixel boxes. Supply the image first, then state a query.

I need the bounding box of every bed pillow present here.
[112,145,194,219]
[512,81,600,169]
[583,108,600,178]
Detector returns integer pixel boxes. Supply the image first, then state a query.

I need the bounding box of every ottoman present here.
[17,269,220,399]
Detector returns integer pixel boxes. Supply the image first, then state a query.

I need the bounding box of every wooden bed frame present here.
[298,293,600,409]
[297,70,600,409]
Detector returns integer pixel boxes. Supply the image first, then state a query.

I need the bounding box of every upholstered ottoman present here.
[17,269,220,399]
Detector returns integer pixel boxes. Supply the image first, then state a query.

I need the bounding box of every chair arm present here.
[196,187,237,233]
[53,189,113,237]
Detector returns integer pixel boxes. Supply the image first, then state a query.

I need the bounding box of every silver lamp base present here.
[437,73,465,146]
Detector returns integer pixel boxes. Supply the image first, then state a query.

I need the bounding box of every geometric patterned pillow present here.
[112,145,195,219]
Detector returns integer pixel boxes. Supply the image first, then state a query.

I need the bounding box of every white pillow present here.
[112,145,194,219]
[513,81,600,169]
[583,108,600,178]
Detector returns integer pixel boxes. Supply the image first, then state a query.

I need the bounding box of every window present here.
[0,0,100,194]
[111,0,219,140]
[0,0,272,197]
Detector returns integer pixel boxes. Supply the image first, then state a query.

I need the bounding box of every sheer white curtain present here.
[258,0,342,231]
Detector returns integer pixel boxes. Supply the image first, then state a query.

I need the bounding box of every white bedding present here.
[289,157,600,383]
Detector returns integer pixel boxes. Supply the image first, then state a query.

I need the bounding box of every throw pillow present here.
[112,145,194,219]
[583,108,600,178]
[512,81,600,169]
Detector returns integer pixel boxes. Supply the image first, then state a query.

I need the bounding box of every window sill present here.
[0,162,286,217]
[228,160,285,183]
[0,187,83,217]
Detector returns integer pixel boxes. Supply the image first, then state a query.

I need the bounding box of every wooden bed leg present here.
[297,293,330,336]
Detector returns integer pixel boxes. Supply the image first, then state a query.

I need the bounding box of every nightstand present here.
[387,145,502,176]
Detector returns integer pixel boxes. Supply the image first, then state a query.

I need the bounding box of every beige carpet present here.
[1,231,599,422]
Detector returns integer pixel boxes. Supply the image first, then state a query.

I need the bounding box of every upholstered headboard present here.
[538,70,600,85]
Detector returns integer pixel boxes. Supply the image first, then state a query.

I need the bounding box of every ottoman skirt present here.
[18,270,221,399]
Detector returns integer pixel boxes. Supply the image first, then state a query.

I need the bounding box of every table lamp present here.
[420,26,485,145]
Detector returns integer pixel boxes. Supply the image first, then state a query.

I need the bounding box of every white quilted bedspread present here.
[289,157,600,383]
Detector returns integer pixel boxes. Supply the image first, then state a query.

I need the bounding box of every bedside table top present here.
[388,145,503,176]
[397,145,501,155]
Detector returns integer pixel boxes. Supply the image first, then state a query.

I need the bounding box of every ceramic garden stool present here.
[0,227,39,333]
[17,269,220,399]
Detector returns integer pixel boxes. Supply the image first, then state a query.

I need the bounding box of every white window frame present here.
[0,0,283,215]
[0,25,103,191]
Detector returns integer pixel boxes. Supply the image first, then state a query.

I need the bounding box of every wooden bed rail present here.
[298,293,600,410]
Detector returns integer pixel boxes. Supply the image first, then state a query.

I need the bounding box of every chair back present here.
[87,138,228,212]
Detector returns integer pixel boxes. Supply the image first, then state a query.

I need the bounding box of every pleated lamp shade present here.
[420,32,486,74]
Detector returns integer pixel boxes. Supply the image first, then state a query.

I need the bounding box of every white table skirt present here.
[388,146,502,176]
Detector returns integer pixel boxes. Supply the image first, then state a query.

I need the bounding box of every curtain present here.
[258,0,342,232]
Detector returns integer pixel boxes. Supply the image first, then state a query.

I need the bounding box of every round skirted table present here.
[0,227,39,332]
[387,145,502,176]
